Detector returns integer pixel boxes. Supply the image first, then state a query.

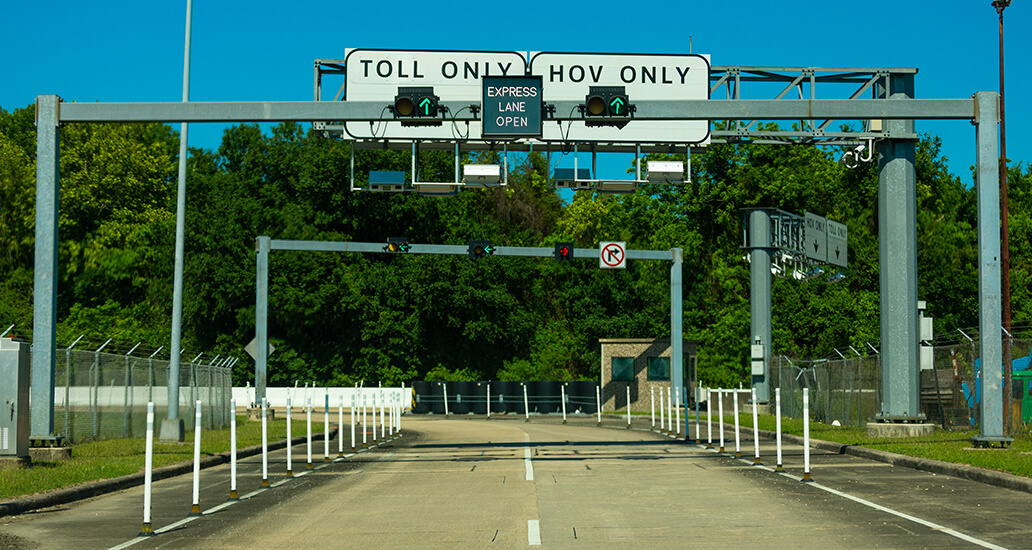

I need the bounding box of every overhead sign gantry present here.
[30,49,1009,445]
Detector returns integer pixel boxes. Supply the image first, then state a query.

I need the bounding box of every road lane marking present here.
[702,443,1008,550]
[524,433,534,481]
[528,519,541,546]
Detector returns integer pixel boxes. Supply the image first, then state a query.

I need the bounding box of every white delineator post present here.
[658,387,665,433]
[775,387,783,472]
[668,387,674,434]
[324,392,330,462]
[141,402,155,536]
[286,397,293,476]
[442,384,450,417]
[523,384,530,422]
[651,386,656,429]
[229,398,238,500]
[380,390,386,440]
[362,391,368,448]
[375,390,383,441]
[705,388,713,448]
[338,394,344,457]
[626,386,631,428]
[261,398,269,487]
[802,388,812,482]
[487,383,491,419]
[561,384,567,424]
[306,397,313,469]
[596,385,602,426]
[695,387,702,445]
[190,400,202,515]
[675,386,681,437]
[350,392,356,452]
[718,389,725,453]
[751,388,761,465]
[733,390,742,458]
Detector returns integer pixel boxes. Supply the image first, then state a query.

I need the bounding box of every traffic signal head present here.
[584,87,631,117]
[385,237,411,253]
[584,87,633,127]
[468,240,495,260]
[393,87,441,124]
[554,242,574,262]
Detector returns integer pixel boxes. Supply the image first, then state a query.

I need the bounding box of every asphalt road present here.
[2,414,1031,549]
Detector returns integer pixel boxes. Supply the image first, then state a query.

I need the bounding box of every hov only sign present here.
[599,242,627,269]
[529,52,711,145]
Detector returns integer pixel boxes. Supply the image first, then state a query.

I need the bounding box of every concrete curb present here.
[0,428,337,518]
[739,425,1032,495]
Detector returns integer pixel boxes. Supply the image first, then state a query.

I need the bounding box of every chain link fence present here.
[771,335,1032,429]
[38,347,234,443]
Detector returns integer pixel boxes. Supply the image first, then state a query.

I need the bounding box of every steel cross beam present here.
[56,99,974,124]
[252,238,683,406]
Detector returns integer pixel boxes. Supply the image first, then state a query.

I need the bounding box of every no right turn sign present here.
[599,242,627,269]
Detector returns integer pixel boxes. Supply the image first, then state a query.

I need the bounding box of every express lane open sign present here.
[481,76,543,139]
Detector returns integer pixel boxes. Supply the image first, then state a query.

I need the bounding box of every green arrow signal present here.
[419,97,433,115]
[610,97,625,114]
[484,245,495,255]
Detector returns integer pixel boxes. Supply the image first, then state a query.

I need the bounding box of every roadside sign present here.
[343,49,528,141]
[529,52,711,145]
[804,211,827,263]
[827,219,848,268]
[481,76,543,139]
[244,338,276,360]
[599,242,627,269]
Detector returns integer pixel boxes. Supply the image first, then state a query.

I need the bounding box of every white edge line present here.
[108,434,403,550]
[203,501,235,514]
[524,448,534,481]
[703,444,1009,550]
[154,515,199,535]
[107,538,148,550]
[809,481,1009,550]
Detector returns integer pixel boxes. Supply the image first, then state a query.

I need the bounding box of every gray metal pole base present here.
[865,422,935,438]
[159,417,185,442]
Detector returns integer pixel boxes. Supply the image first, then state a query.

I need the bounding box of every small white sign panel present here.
[599,241,627,269]
[244,338,276,360]
[343,49,528,141]
[826,219,848,268]
[804,211,828,263]
[529,52,711,145]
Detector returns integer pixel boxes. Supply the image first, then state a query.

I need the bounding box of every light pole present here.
[162,0,193,442]
[992,0,1012,433]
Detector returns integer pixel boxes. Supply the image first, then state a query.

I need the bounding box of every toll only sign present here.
[481,76,543,139]
[599,241,627,269]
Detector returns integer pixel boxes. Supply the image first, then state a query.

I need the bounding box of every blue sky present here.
[3,0,1028,184]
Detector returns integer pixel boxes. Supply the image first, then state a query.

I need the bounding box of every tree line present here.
[1,103,1029,388]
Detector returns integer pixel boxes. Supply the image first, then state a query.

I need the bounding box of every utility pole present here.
[992,0,1012,433]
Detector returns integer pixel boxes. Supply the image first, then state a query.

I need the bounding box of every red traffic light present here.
[554,242,574,261]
